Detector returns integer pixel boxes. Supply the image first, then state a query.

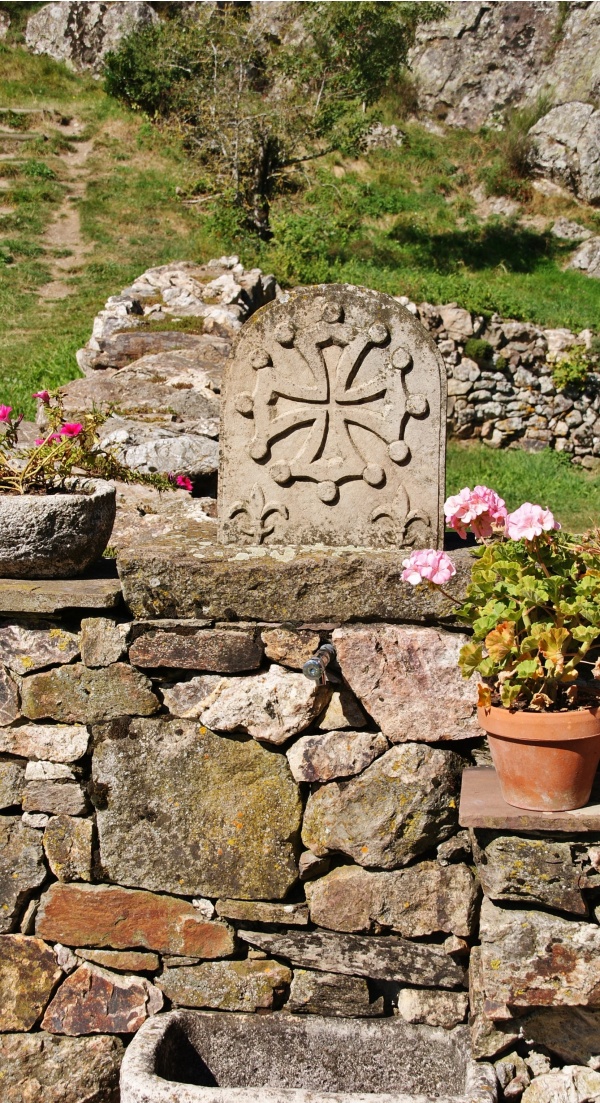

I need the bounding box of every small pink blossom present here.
[176,475,193,492]
[444,485,507,539]
[401,548,457,587]
[506,502,561,542]
[34,438,45,446]
[59,423,83,437]
[32,390,50,405]
[0,405,12,423]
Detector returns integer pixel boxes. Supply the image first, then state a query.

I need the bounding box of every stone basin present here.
[120,1010,497,1103]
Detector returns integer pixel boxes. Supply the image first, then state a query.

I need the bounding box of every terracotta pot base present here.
[478,705,600,812]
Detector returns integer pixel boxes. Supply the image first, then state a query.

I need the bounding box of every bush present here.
[551,346,590,392]
[464,338,493,366]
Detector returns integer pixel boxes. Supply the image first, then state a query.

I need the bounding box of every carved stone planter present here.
[0,479,116,578]
[120,1010,497,1103]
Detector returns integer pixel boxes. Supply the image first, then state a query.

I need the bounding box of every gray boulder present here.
[568,235,600,279]
[529,102,600,204]
[25,2,158,74]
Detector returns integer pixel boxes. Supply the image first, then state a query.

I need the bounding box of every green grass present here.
[447,442,600,533]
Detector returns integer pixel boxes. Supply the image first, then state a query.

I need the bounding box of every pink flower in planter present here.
[59,423,83,437]
[444,485,507,539]
[32,390,51,405]
[401,548,456,586]
[0,405,12,423]
[34,438,45,446]
[176,475,193,492]
[506,502,560,541]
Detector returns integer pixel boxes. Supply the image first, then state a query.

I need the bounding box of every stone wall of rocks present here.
[3,568,600,1102]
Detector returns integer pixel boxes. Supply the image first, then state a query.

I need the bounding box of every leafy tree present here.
[104,1,444,236]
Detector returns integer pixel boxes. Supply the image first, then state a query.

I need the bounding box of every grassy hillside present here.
[1,43,600,528]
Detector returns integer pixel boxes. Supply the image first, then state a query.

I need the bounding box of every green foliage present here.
[104,1,443,234]
[463,338,493,366]
[551,346,591,392]
[22,159,56,180]
[478,94,553,199]
[457,533,600,710]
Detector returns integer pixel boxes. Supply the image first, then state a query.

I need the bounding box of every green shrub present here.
[22,160,56,180]
[464,338,493,366]
[551,346,590,392]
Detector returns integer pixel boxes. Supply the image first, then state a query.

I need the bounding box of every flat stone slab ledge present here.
[460,767,600,831]
[0,577,122,614]
[118,545,472,622]
[120,1010,497,1103]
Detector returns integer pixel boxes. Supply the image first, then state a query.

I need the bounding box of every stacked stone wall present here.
[2,568,600,1101]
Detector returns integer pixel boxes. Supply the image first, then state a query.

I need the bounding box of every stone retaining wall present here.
[2,563,600,1102]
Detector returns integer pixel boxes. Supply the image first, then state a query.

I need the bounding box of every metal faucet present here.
[302,643,338,685]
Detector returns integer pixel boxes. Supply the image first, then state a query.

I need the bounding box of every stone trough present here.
[120,1010,497,1103]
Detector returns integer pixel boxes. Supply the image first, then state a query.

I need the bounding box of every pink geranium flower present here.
[0,405,12,423]
[60,423,83,437]
[506,503,561,541]
[34,438,45,446]
[401,548,456,586]
[176,475,193,492]
[32,390,50,405]
[444,485,507,539]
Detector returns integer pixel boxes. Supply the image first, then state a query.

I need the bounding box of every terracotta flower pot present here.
[477,704,600,812]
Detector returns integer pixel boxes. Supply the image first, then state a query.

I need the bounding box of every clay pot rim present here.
[478,702,600,743]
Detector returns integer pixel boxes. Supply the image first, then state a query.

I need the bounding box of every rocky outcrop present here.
[25,2,158,75]
[410,2,600,129]
[528,102,600,204]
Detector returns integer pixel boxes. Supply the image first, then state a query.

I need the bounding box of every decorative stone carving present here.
[218,285,446,547]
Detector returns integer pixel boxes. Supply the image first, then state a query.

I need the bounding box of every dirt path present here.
[37,121,94,302]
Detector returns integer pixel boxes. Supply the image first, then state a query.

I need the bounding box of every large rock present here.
[157,960,291,1012]
[98,416,219,481]
[521,1066,600,1103]
[128,626,262,671]
[0,1032,123,1103]
[0,817,46,933]
[0,756,25,809]
[23,780,87,817]
[0,622,79,674]
[568,235,600,280]
[529,102,600,204]
[21,663,159,723]
[238,928,464,988]
[36,883,235,957]
[519,1006,600,1067]
[473,833,586,915]
[200,666,331,744]
[110,482,217,554]
[41,964,163,1035]
[479,897,600,1018]
[80,618,127,667]
[0,935,62,1031]
[286,730,388,782]
[287,969,383,1017]
[305,862,477,938]
[409,3,600,130]
[25,1,158,73]
[93,718,302,899]
[333,625,478,743]
[261,627,321,669]
[302,743,461,868]
[117,544,473,622]
[43,816,93,882]
[0,723,89,762]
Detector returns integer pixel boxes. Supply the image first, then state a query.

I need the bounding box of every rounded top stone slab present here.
[218,284,446,549]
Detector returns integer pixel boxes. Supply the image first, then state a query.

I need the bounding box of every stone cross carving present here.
[218,284,446,547]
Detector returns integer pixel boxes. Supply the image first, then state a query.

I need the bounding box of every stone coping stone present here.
[120,1010,498,1103]
[118,545,472,622]
[0,577,122,614]
[460,767,600,832]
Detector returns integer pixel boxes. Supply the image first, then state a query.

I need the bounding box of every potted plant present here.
[0,392,192,579]
[401,486,600,812]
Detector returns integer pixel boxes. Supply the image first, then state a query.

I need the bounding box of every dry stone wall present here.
[2,572,600,1100]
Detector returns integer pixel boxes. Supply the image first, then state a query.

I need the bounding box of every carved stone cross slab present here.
[218,284,446,548]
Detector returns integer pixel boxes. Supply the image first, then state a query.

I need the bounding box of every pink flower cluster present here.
[0,405,12,423]
[34,424,83,447]
[506,502,561,541]
[444,485,507,540]
[401,548,457,587]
